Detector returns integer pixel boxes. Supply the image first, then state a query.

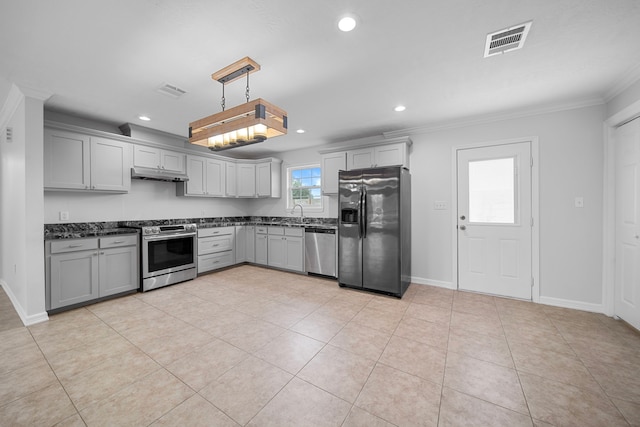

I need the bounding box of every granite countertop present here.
[45,228,139,240]
[45,216,337,240]
[198,221,337,230]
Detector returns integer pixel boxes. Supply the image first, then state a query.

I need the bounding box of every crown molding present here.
[604,62,640,103]
[16,84,53,101]
[383,97,605,138]
[0,84,24,129]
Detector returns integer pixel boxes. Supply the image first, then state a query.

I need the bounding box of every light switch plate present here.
[59,211,69,221]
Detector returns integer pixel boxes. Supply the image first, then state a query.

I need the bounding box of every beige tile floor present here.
[2,265,640,426]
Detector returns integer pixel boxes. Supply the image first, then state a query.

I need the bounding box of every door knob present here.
[460,215,466,220]
[459,225,466,231]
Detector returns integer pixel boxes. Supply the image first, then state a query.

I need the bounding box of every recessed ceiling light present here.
[338,16,357,32]
[139,115,151,121]
[296,129,305,134]
[394,105,406,112]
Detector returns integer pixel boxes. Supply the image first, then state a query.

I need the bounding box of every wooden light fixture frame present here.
[188,57,288,151]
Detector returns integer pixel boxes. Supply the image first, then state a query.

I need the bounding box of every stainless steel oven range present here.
[139,223,197,292]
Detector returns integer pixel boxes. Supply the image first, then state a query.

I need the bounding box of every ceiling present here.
[1,0,640,158]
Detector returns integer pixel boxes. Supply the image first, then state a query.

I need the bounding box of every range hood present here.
[131,167,189,182]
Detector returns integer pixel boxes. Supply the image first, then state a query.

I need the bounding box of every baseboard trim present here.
[538,295,605,314]
[0,280,49,326]
[410,276,456,290]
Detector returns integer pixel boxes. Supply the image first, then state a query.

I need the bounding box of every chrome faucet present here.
[291,203,304,219]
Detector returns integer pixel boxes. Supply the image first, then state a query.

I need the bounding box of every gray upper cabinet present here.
[321,152,347,195]
[346,143,409,170]
[133,145,185,173]
[319,138,412,192]
[179,156,225,197]
[236,163,256,197]
[44,128,131,192]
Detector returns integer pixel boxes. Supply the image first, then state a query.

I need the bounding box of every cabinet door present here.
[133,145,161,169]
[255,234,268,265]
[256,163,271,197]
[161,150,185,173]
[285,237,304,272]
[50,250,99,309]
[374,143,407,168]
[44,128,91,190]
[245,226,255,263]
[99,246,138,297]
[185,156,206,196]
[90,137,131,192]
[237,163,256,197]
[321,152,346,194]
[235,226,246,263]
[347,147,374,170]
[267,235,286,268]
[226,163,237,197]
[205,159,226,197]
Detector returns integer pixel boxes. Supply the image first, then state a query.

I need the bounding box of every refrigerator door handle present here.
[358,188,363,238]
[362,187,367,238]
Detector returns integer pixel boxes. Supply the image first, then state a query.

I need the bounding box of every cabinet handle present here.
[212,244,219,247]
[112,240,124,244]
[93,252,98,256]
[68,244,84,248]
[100,251,105,255]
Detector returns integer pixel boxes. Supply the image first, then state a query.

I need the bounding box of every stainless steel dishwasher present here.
[305,227,337,278]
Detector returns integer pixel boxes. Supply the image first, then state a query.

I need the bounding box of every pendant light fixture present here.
[188,57,288,151]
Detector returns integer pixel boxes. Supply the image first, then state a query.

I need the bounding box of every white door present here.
[457,141,532,299]
[614,117,640,330]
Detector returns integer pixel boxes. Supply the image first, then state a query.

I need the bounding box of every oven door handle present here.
[143,232,196,241]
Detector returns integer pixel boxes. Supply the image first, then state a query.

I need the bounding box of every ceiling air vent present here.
[484,21,532,58]
[156,82,187,99]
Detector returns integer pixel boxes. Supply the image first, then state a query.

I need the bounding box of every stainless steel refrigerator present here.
[338,166,411,298]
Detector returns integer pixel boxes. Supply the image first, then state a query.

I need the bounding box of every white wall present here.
[251,104,607,308]
[44,181,250,223]
[409,105,606,306]
[0,85,48,324]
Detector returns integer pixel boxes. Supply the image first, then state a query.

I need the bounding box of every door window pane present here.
[468,157,515,223]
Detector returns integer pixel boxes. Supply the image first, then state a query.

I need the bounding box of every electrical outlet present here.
[434,201,447,210]
[574,197,584,208]
[59,211,69,221]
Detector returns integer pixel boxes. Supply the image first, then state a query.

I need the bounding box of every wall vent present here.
[484,21,532,58]
[156,82,187,98]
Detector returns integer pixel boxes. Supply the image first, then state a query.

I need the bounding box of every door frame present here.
[451,137,540,301]
[603,99,640,316]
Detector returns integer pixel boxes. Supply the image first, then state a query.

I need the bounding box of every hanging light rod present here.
[189,57,287,151]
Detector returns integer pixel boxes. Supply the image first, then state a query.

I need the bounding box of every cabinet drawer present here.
[256,226,268,234]
[198,235,234,255]
[268,227,284,235]
[100,235,137,248]
[285,227,303,237]
[198,251,234,273]
[198,226,234,238]
[50,238,98,254]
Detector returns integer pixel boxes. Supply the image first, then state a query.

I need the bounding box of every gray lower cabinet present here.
[235,225,255,263]
[198,226,235,273]
[46,234,138,311]
[267,227,304,272]
[255,227,268,265]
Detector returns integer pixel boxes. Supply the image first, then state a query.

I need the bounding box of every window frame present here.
[286,164,323,212]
